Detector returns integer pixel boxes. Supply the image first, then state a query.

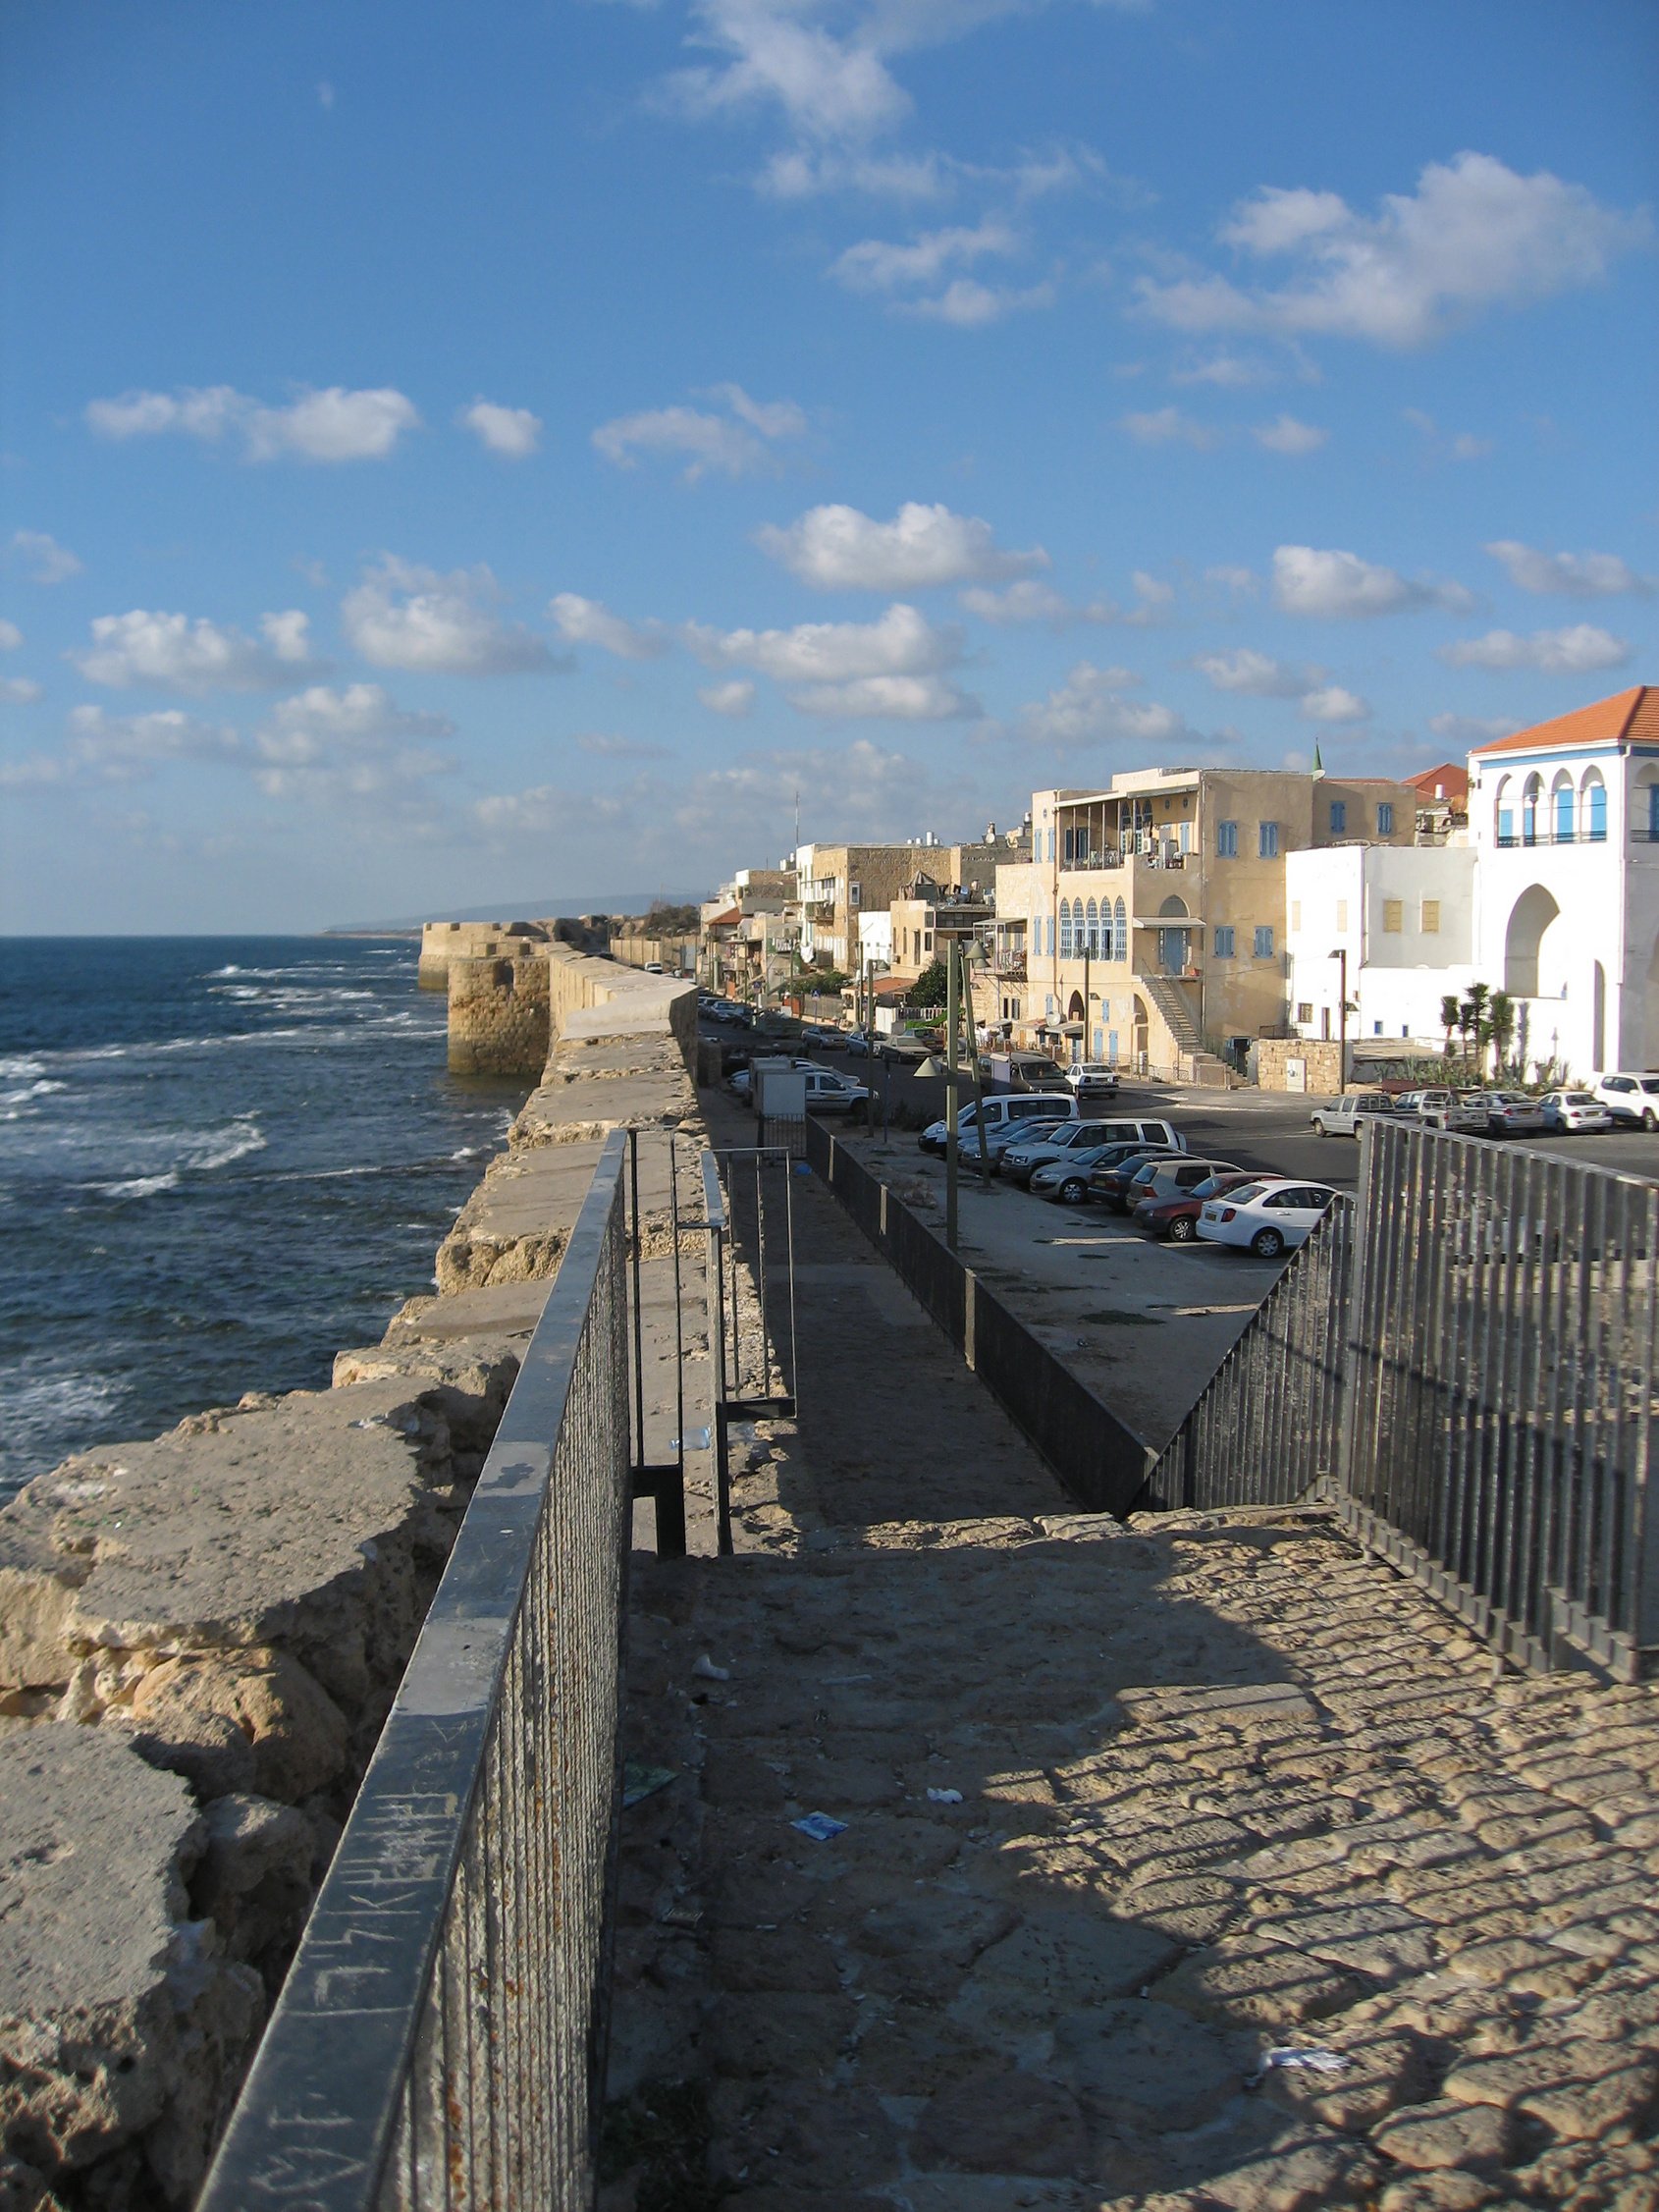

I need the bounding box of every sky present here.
[1,0,1655,932]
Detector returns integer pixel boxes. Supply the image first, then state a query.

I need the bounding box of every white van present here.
[919,1091,1076,1156]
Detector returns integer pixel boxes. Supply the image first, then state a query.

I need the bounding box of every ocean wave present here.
[0,1054,47,1080]
[92,1171,181,1199]
[188,1117,267,1171]
[0,1078,68,1106]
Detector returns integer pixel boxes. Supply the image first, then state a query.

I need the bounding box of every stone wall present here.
[447,954,553,1075]
[1255,1035,1347,1093]
[416,915,611,991]
[0,951,701,2210]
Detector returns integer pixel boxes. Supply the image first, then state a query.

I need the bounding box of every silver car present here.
[1540,1090,1612,1134]
[1468,1091,1545,1137]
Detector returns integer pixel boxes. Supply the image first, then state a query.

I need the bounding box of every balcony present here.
[1058,844,1191,873]
[992,956,1028,982]
[1494,829,1608,848]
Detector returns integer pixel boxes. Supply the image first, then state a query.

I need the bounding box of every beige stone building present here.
[998,768,1418,1079]
[794,829,1028,976]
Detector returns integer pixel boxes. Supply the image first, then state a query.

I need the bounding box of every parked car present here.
[726,1056,814,1101]
[919,1091,1076,1156]
[1030,1143,1156,1204]
[799,1025,843,1050]
[1540,1090,1613,1134]
[957,1117,1072,1169]
[1001,1115,1183,1187]
[1466,1091,1546,1138]
[802,1067,871,1115]
[1133,1168,1259,1243]
[1398,1088,1489,1135]
[1005,1052,1065,1090]
[1066,1061,1121,1099]
[1310,1091,1403,1139]
[843,1032,872,1057]
[1105,1154,1235,1217]
[1197,1179,1341,1259]
[1090,1147,1189,1213]
[1596,1072,1659,1129]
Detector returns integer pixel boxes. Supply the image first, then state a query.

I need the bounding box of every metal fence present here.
[1339,1120,1659,1679]
[1141,1196,1353,1513]
[703,1147,800,1553]
[198,1130,632,2211]
[805,1121,1152,1516]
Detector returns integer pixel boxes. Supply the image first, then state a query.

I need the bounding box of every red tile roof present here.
[1468,685,1659,760]
[1407,762,1470,801]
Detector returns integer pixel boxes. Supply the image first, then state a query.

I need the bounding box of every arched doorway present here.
[1156,894,1191,976]
[1131,993,1150,1072]
[1503,885,1561,999]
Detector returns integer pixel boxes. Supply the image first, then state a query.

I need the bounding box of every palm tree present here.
[1488,993,1516,1082]
[1439,994,1461,1066]
[1460,984,1490,1080]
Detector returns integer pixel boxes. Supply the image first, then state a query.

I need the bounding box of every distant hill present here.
[325,890,711,934]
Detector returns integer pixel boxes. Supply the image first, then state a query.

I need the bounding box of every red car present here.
[1132,1167,1258,1243]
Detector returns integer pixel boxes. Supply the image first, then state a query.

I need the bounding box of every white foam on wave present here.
[0,1054,47,1080]
[93,1171,182,1199]
[1,1078,68,1106]
[187,1117,267,1172]
[0,1370,132,1482]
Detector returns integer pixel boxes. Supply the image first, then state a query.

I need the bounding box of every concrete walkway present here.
[605,1140,1659,2212]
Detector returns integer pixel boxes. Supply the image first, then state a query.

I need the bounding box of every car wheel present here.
[1312,1121,1327,1137]
[1058,1177,1088,1205]
[1645,1109,1658,1132]
[1250,1226,1285,1259]
[1167,1214,1196,1243]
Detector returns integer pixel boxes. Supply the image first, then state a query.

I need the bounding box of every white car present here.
[1066,1061,1121,1098]
[1540,1090,1613,1134]
[1596,1072,1659,1129]
[1197,1179,1341,1260]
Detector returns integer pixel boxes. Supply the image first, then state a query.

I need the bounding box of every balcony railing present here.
[1494,828,1608,848]
[1057,846,1190,873]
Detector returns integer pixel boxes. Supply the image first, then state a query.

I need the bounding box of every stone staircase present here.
[1139,972,1238,1086]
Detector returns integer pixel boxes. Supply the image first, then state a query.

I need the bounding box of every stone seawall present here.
[0,958,699,2211]
[447,937,698,1079]
[416,914,610,991]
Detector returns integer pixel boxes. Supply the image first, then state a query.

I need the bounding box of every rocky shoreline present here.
[0,954,699,2211]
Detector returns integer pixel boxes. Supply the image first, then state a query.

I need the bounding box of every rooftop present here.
[1469,683,1659,761]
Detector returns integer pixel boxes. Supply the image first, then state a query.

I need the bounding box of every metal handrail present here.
[198,1129,631,2211]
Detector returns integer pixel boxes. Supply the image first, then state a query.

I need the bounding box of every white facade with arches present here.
[1468,686,1659,1078]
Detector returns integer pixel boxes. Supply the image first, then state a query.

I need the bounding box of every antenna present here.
[793,786,800,853]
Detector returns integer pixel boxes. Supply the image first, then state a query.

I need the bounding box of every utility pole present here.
[1329,946,1349,1087]
[960,941,990,1191]
[944,935,959,1250]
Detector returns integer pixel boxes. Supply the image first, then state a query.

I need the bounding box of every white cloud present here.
[0,620,22,651]
[685,600,959,683]
[252,684,455,765]
[0,676,43,703]
[1484,541,1654,599]
[788,673,976,719]
[1137,153,1649,350]
[666,0,915,149]
[8,529,82,583]
[1272,544,1472,618]
[1253,413,1327,455]
[758,501,1046,590]
[1119,406,1217,449]
[74,608,322,692]
[830,218,1051,323]
[550,593,669,660]
[460,400,543,459]
[66,704,243,779]
[1204,565,1258,596]
[1020,661,1189,751]
[959,579,1082,626]
[1193,648,1311,699]
[699,680,757,716]
[592,383,805,482]
[1404,408,1493,461]
[342,557,557,674]
[1427,711,1518,746]
[1300,684,1369,724]
[1438,623,1630,674]
[1171,351,1279,388]
[576,732,674,761]
[86,384,421,461]
[1450,432,1493,460]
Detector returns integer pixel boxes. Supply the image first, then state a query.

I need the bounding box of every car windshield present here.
[1641,1079,1659,1095]
[1222,1184,1268,1205]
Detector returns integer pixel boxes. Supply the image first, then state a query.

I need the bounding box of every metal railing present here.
[806,1121,1152,1515]
[703,1147,799,1554]
[198,1131,632,2212]
[1141,1197,1354,1512]
[1339,1121,1659,1678]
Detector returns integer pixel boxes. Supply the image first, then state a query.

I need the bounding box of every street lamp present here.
[1328,947,1348,1086]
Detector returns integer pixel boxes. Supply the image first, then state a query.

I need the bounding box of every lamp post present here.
[1329,946,1348,1087]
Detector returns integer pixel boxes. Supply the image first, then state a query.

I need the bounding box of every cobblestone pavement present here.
[605,1161,1659,2212]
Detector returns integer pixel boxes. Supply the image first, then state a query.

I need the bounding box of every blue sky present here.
[1,0,1655,930]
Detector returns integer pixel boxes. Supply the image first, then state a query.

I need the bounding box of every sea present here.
[0,938,526,1503]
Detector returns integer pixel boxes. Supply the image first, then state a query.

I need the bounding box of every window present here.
[1498,805,1516,843]
[1112,896,1128,961]
[1216,819,1239,857]
[1254,926,1275,958]
[1335,899,1349,932]
[1382,898,1404,934]
[1058,899,1073,958]
[1329,800,1347,835]
[1377,802,1394,836]
[923,933,934,953]
[1650,785,1659,840]
[1086,896,1099,954]
[1213,926,1235,958]
[1421,899,1441,934]
[1584,781,1607,841]
[1553,785,1575,840]
[1290,899,1302,932]
[1296,1001,1312,1024]
[1258,821,1279,859]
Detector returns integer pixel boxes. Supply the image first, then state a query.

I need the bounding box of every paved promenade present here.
[606,1157,1659,2212]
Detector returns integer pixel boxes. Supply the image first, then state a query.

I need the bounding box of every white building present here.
[1468,686,1659,1076]
[1284,844,1477,1049]
[857,908,893,973]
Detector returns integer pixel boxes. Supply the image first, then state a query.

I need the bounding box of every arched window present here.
[1580,770,1607,842]
[1059,899,1073,958]
[1522,775,1542,846]
[1086,897,1099,955]
[1494,776,1515,845]
[1551,775,1575,841]
[1113,896,1128,962]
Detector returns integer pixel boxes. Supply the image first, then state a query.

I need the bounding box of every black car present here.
[1089,1147,1186,1212]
